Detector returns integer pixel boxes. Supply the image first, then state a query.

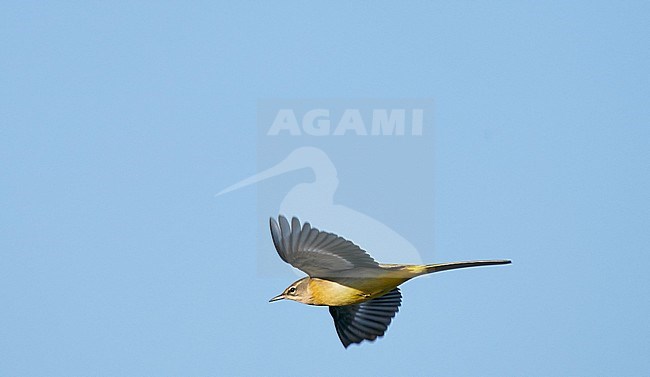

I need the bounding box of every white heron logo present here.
[217,146,424,267]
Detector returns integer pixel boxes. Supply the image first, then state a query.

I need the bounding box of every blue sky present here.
[2,1,649,376]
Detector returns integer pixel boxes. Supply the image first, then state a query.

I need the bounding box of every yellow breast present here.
[307,276,407,306]
[307,279,368,306]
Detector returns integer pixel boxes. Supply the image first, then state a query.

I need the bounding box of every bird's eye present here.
[288,287,297,294]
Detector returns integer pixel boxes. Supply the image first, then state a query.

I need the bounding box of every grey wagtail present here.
[269,215,511,348]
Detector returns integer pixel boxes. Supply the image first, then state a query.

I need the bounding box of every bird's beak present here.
[269,293,285,302]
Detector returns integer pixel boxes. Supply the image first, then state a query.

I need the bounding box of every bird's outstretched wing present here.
[328,288,401,348]
[270,215,379,277]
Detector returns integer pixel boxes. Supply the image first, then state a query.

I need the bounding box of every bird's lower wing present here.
[328,288,402,348]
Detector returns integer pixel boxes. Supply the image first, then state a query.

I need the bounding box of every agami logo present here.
[267,108,425,136]
[227,98,436,276]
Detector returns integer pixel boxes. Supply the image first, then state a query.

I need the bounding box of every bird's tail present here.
[381,260,511,278]
[422,260,511,275]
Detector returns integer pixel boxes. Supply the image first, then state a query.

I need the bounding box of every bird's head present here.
[269,277,312,304]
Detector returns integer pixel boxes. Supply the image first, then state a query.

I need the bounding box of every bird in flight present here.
[268,215,511,348]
